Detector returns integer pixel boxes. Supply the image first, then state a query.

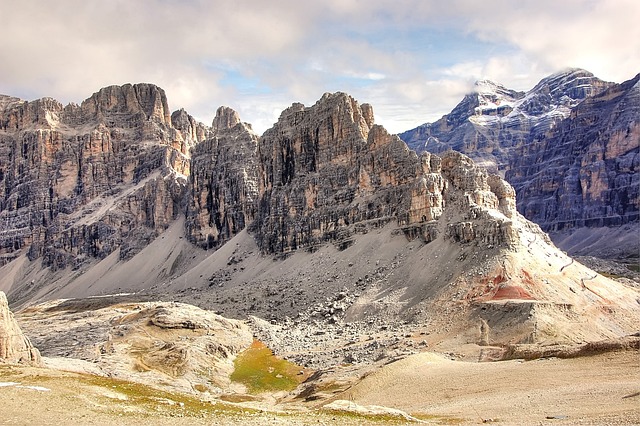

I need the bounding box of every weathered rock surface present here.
[186,106,259,249]
[0,84,209,273]
[400,69,639,259]
[15,295,252,395]
[507,73,640,235]
[400,69,612,174]
[0,291,40,364]
[1,86,638,374]
[253,92,521,254]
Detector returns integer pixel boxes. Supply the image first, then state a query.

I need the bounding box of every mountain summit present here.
[1,86,638,368]
[400,69,638,259]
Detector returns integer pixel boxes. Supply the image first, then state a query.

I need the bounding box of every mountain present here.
[0,84,208,275]
[507,73,640,258]
[399,69,639,260]
[1,87,638,370]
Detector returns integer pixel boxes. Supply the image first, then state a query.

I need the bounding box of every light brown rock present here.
[0,291,40,364]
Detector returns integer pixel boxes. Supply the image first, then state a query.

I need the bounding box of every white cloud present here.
[0,0,636,135]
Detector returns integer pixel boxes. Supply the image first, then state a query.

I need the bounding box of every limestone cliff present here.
[400,69,639,258]
[0,84,208,270]
[400,69,612,174]
[507,74,639,232]
[186,106,259,249]
[1,89,637,363]
[253,92,529,255]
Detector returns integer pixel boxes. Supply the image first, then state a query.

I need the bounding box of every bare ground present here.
[1,348,639,425]
[337,349,640,425]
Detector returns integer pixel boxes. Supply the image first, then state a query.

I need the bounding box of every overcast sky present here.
[1,0,638,134]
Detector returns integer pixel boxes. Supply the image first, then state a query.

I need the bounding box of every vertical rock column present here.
[0,292,41,365]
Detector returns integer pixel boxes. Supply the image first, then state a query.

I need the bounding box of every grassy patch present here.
[598,271,623,279]
[83,374,259,418]
[412,412,466,424]
[625,263,640,273]
[230,340,308,394]
[322,409,417,424]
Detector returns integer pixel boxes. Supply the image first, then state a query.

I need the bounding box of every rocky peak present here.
[212,106,241,132]
[170,108,210,149]
[186,107,259,249]
[474,80,524,106]
[506,72,640,258]
[0,291,41,365]
[254,91,525,254]
[79,83,172,126]
[0,96,65,131]
[0,83,200,271]
[519,68,612,115]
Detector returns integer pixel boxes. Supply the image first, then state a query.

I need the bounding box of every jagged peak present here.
[82,82,171,124]
[538,67,594,82]
[474,79,509,93]
[472,80,525,103]
[212,105,241,131]
[528,68,606,97]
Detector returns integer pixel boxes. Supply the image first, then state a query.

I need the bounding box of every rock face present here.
[400,69,612,174]
[186,106,259,249]
[400,69,639,258]
[253,92,522,254]
[1,88,638,370]
[507,73,640,234]
[0,84,208,271]
[0,291,40,364]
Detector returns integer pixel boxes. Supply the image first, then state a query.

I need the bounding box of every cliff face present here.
[253,92,526,255]
[400,69,612,174]
[186,107,259,249]
[507,74,640,233]
[0,87,535,269]
[400,69,639,258]
[0,84,208,269]
[1,88,638,359]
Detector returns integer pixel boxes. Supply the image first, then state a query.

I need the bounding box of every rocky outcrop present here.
[253,92,526,254]
[0,84,209,269]
[0,291,40,364]
[15,296,252,394]
[186,107,259,249]
[1,89,638,371]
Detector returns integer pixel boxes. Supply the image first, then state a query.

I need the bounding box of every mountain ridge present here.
[1,84,638,371]
[400,69,639,260]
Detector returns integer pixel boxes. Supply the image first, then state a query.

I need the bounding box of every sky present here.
[1,0,638,135]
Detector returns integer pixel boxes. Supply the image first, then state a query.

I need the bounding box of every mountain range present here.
[1,72,639,422]
[0,75,638,358]
[400,68,639,260]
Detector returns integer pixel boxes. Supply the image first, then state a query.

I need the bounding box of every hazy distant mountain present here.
[400,69,639,259]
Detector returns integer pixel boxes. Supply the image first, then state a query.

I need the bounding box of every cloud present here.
[458,0,640,83]
[0,0,636,135]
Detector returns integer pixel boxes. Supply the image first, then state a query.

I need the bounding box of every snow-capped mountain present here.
[400,69,639,260]
[400,68,612,173]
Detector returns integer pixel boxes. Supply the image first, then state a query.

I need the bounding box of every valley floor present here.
[1,349,638,425]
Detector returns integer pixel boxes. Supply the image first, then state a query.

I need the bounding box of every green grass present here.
[230,340,307,394]
[83,374,258,418]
